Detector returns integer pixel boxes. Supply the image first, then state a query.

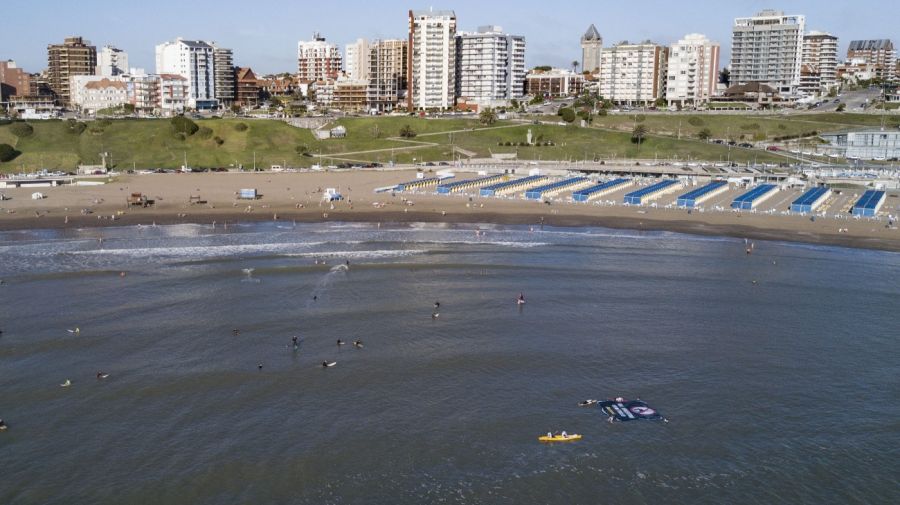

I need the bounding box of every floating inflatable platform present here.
[599,399,665,422]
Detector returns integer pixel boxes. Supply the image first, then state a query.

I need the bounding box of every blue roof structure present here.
[396,177,443,191]
[436,175,504,194]
[790,187,830,213]
[572,178,630,202]
[480,175,545,197]
[623,179,678,205]
[852,190,886,217]
[731,184,777,210]
[524,177,588,200]
[676,181,728,208]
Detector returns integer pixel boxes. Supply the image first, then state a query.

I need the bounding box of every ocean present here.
[1,222,898,504]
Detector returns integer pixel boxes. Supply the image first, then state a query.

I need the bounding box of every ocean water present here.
[1,222,898,505]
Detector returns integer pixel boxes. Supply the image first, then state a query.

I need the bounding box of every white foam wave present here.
[71,241,327,258]
[285,249,427,259]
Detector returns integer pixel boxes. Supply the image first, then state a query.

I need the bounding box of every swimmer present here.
[60,379,72,387]
[292,336,299,348]
[353,340,363,348]
[96,372,109,379]
[257,363,263,370]
[232,328,240,336]
[67,327,80,334]
[432,312,439,319]
[337,339,345,346]
[313,295,318,301]
[434,301,440,309]
[0,419,6,431]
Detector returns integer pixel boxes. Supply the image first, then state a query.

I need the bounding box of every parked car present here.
[766,146,780,151]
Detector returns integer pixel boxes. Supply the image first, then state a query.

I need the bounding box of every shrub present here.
[88,126,105,134]
[295,144,310,155]
[687,117,704,127]
[197,126,213,139]
[10,122,34,138]
[68,122,87,135]
[0,143,20,162]
[634,114,646,123]
[697,128,712,140]
[214,136,225,145]
[234,122,248,131]
[170,115,199,136]
[558,107,576,123]
[96,119,112,128]
[399,125,417,138]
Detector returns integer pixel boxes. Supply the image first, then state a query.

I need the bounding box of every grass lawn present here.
[3,112,891,172]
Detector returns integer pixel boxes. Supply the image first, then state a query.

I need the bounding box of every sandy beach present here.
[1,170,898,252]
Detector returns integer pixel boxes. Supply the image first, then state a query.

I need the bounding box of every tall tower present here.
[47,36,97,105]
[731,10,805,95]
[581,25,603,74]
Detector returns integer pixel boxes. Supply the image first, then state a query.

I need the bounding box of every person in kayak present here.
[561,431,568,438]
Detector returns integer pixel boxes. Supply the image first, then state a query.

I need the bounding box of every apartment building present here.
[456,26,526,108]
[408,9,457,110]
[367,39,408,111]
[599,41,668,105]
[800,31,838,95]
[47,36,97,105]
[213,46,235,106]
[297,33,342,82]
[666,34,719,107]
[526,68,584,98]
[847,40,896,80]
[96,45,129,76]
[0,60,31,100]
[155,38,218,109]
[345,39,370,81]
[69,75,128,113]
[581,25,603,74]
[158,74,189,114]
[731,10,805,96]
[234,67,260,106]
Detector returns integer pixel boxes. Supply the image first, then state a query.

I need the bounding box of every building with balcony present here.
[666,33,720,107]
[846,40,896,81]
[70,75,128,113]
[47,36,97,105]
[526,68,584,98]
[96,45,128,76]
[345,39,369,81]
[155,38,218,109]
[367,39,408,111]
[408,9,457,110]
[234,67,259,106]
[731,10,805,96]
[599,41,668,105]
[0,60,31,101]
[455,26,526,108]
[297,33,342,82]
[801,31,838,95]
[213,46,235,106]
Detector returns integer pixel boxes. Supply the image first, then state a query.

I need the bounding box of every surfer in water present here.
[353,340,363,348]
[517,293,526,305]
[96,372,109,379]
[292,336,299,350]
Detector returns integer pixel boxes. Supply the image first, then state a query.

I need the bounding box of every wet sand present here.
[1,170,898,252]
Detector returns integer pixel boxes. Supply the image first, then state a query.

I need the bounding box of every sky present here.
[3,0,898,75]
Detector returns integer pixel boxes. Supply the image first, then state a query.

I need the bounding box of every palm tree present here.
[572,60,580,74]
[479,107,498,125]
[631,124,648,149]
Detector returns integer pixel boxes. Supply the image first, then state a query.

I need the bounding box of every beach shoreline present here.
[1,171,898,253]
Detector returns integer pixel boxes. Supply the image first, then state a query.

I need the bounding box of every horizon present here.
[2,0,898,76]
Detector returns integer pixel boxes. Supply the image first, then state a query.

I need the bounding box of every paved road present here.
[805,88,882,112]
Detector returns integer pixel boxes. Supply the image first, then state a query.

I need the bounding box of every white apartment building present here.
[599,41,668,105]
[70,75,129,113]
[345,39,369,81]
[155,38,218,109]
[800,31,838,95]
[96,45,129,76]
[157,74,188,114]
[456,26,526,107]
[526,69,584,98]
[666,34,720,107]
[408,9,457,110]
[581,25,603,74]
[731,10,805,96]
[297,33,342,82]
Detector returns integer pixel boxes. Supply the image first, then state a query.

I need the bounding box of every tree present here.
[719,68,731,86]
[697,128,712,141]
[231,104,242,114]
[479,107,498,125]
[170,115,199,136]
[631,124,648,145]
[295,144,310,155]
[836,103,846,112]
[0,143,20,162]
[571,60,580,74]
[558,107,576,123]
[399,125,417,138]
[123,103,135,114]
[532,65,552,72]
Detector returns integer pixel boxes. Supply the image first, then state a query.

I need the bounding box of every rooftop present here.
[582,24,602,42]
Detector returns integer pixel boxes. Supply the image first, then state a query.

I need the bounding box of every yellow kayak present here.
[538,434,581,442]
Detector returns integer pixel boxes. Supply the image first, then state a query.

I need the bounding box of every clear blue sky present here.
[3,0,897,75]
